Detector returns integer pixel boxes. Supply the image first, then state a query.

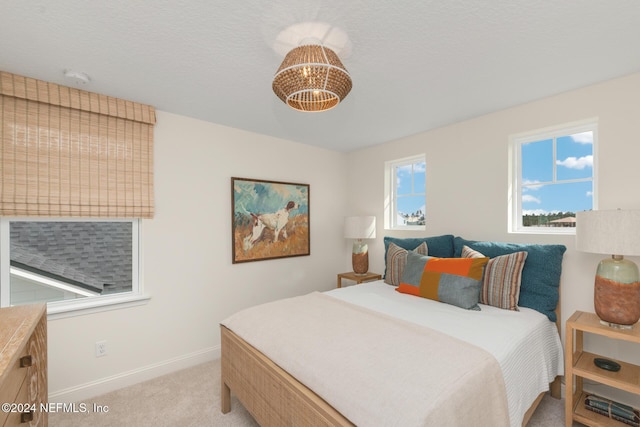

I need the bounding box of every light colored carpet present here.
[49,360,258,427]
[50,359,572,426]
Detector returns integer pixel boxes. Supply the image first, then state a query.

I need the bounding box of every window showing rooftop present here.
[2,220,142,314]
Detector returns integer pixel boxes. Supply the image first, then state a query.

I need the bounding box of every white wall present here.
[346,71,640,404]
[48,72,640,404]
[48,112,349,400]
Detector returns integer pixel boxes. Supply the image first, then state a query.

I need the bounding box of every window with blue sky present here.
[511,120,596,232]
[385,155,426,229]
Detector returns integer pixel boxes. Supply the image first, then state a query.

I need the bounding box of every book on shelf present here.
[584,394,639,427]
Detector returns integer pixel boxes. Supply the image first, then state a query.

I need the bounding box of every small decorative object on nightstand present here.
[343,216,376,275]
[337,271,382,288]
[565,310,640,427]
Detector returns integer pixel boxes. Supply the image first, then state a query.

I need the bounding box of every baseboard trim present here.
[49,345,221,402]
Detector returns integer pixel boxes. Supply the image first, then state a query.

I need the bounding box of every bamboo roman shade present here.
[0,71,156,218]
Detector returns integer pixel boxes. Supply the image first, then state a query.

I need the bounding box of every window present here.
[509,119,596,234]
[385,155,426,230]
[0,218,144,316]
[0,71,154,317]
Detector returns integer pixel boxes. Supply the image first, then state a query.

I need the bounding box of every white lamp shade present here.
[344,216,376,239]
[576,210,640,256]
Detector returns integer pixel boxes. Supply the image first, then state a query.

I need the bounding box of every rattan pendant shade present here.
[272,44,352,112]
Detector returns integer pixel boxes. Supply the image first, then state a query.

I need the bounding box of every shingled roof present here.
[10,222,133,295]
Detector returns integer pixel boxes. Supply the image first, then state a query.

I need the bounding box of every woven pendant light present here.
[272,44,352,112]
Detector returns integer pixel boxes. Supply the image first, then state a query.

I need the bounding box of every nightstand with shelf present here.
[565,310,640,427]
[336,271,382,288]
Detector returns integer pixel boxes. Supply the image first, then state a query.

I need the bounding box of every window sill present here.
[46,293,151,320]
[509,227,576,236]
[386,225,426,232]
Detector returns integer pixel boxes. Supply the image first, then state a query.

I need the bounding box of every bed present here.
[220,236,566,426]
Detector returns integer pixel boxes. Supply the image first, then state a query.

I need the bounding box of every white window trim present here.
[384,154,426,231]
[0,218,150,319]
[508,118,598,235]
[10,267,101,297]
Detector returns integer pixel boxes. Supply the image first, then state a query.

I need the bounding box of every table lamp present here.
[344,216,376,275]
[576,209,640,329]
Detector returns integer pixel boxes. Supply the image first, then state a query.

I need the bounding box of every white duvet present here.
[324,281,564,427]
[223,289,511,427]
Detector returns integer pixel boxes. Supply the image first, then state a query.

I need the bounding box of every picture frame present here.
[231,177,310,263]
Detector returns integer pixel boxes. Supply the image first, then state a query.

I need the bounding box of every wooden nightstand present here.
[337,271,382,288]
[565,310,640,427]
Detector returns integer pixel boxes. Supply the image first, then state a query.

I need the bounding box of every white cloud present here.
[523,179,544,190]
[556,155,593,170]
[523,209,549,215]
[397,164,411,173]
[522,194,541,204]
[571,132,593,144]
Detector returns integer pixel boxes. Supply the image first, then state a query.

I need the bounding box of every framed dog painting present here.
[231,177,310,263]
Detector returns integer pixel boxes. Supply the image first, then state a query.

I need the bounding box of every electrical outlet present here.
[95,340,107,357]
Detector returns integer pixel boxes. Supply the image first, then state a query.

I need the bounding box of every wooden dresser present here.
[0,304,47,427]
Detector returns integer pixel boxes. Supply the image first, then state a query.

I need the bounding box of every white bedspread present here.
[325,281,564,426]
[223,290,510,427]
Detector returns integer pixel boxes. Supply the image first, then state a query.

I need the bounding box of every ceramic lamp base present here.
[594,256,640,328]
[352,241,369,275]
[595,276,640,328]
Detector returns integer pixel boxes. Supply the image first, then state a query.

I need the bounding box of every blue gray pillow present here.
[453,237,566,321]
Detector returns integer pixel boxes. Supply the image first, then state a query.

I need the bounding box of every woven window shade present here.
[0,71,156,218]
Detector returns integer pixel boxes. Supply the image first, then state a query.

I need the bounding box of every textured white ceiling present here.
[2,0,639,152]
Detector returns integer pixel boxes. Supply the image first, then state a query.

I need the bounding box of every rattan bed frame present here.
[221,301,562,427]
